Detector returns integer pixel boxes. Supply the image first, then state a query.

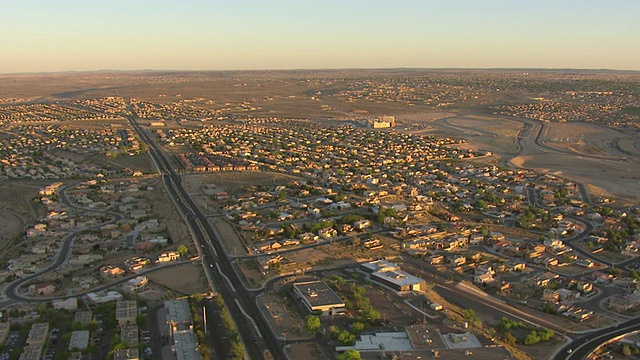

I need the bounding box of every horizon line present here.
[2,66,640,76]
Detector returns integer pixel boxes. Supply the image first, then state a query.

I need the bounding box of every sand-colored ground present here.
[261,293,306,339]
[0,180,48,261]
[401,111,640,202]
[286,343,325,360]
[0,212,21,243]
[184,171,303,194]
[146,263,209,295]
[510,153,640,200]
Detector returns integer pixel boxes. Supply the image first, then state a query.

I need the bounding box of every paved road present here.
[554,318,640,360]
[1,183,125,306]
[128,110,284,360]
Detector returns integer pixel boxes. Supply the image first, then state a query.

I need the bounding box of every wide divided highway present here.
[555,318,640,360]
[127,109,284,360]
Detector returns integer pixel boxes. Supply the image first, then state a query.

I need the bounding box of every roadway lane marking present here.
[235,299,263,338]
[217,263,236,292]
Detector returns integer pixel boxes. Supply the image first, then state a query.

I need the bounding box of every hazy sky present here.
[1,0,639,73]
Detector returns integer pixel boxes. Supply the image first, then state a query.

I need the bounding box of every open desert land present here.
[398,111,640,202]
[0,180,48,257]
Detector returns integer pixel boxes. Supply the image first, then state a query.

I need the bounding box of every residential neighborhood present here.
[0,71,638,360]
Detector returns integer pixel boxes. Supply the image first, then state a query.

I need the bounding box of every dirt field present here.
[212,217,247,256]
[146,263,209,295]
[0,180,50,260]
[286,343,325,360]
[183,171,303,194]
[261,293,306,339]
[144,177,195,252]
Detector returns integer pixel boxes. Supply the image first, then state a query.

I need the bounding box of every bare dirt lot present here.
[183,171,303,195]
[0,180,50,260]
[286,343,324,360]
[146,263,209,296]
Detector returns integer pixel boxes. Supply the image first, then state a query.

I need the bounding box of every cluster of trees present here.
[347,284,380,323]
[336,349,362,360]
[305,220,335,234]
[373,206,400,224]
[339,214,364,225]
[213,296,245,360]
[522,329,555,346]
[323,282,379,347]
[516,208,537,229]
[553,187,568,199]
[601,213,638,251]
[462,309,481,326]
[499,317,554,346]
[330,325,357,345]
[475,189,504,207]
[328,321,366,346]
[605,228,629,251]
[521,206,555,229]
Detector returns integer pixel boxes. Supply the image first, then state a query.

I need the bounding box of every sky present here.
[1,0,639,73]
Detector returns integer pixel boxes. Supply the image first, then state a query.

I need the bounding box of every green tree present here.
[332,275,346,288]
[474,199,488,211]
[523,331,540,345]
[463,309,480,325]
[337,350,362,360]
[337,330,356,345]
[351,322,365,335]
[230,340,245,360]
[360,308,380,322]
[543,302,558,315]
[304,315,321,334]
[599,207,613,216]
[177,245,189,257]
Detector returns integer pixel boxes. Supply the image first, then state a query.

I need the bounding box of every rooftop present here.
[173,330,201,360]
[373,269,424,287]
[165,299,192,328]
[74,310,93,325]
[21,345,43,360]
[336,332,412,352]
[115,300,137,320]
[113,348,139,360]
[27,322,49,345]
[293,281,345,308]
[68,330,90,351]
[120,325,139,347]
[361,259,400,273]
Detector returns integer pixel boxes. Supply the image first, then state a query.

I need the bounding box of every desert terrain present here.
[399,112,640,202]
